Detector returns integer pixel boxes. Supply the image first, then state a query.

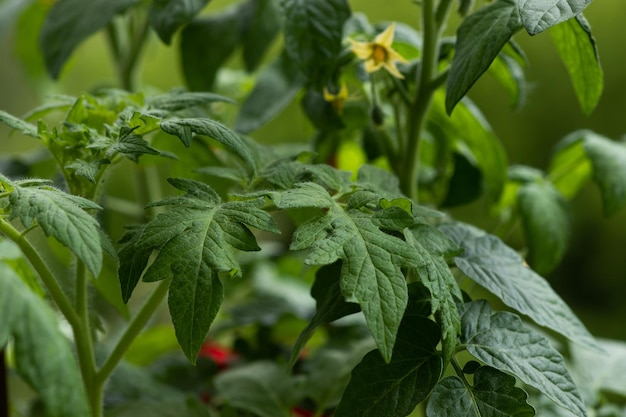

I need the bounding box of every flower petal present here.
[349,38,374,59]
[374,22,396,48]
[387,47,408,64]
[365,59,383,73]
[382,61,405,79]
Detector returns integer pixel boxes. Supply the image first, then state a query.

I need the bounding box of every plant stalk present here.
[400,0,454,201]
[96,278,171,387]
[74,261,98,412]
[0,219,80,329]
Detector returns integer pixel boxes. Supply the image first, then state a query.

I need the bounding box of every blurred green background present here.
[1,0,625,339]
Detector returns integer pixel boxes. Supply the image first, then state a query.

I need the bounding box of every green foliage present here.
[550,15,603,115]
[445,0,521,114]
[427,366,535,417]
[40,0,138,78]
[2,0,625,416]
[119,178,279,361]
[0,263,89,417]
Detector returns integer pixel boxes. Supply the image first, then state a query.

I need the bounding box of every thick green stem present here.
[400,0,454,201]
[96,278,170,386]
[0,219,80,329]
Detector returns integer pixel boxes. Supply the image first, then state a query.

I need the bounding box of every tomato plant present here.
[1,0,626,416]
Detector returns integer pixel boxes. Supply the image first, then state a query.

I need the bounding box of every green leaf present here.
[569,338,626,400]
[149,0,210,44]
[107,399,213,417]
[180,9,242,91]
[431,92,508,202]
[117,225,152,303]
[241,0,282,72]
[235,52,305,134]
[427,367,535,417]
[214,362,298,417]
[8,182,103,277]
[0,263,90,417]
[168,269,224,364]
[440,222,600,351]
[441,152,483,207]
[289,262,360,367]
[107,126,164,162]
[334,314,442,417]
[550,15,603,115]
[65,159,110,184]
[276,182,334,209]
[461,300,587,417]
[159,117,257,172]
[518,0,592,35]
[583,134,626,216]
[488,51,527,108]
[548,131,592,199]
[0,110,38,138]
[518,181,570,274]
[40,0,138,78]
[404,224,462,364]
[146,91,236,112]
[118,179,279,361]
[281,192,420,362]
[446,0,522,114]
[280,0,351,85]
[0,240,44,295]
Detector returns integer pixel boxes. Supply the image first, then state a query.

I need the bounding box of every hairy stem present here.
[74,261,98,413]
[96,278,170,386]
[400,0,454,201]
[0,219,80,329]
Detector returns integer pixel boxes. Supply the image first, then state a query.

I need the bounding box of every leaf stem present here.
[96,278,170,386]
[0,219,80,329]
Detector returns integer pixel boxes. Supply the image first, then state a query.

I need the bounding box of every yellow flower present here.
[348,22,408,79]
[323,84,349,114]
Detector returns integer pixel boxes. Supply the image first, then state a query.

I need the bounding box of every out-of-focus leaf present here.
[583,134,626,216]
[241,0,282,72]
[149,0,210,44]
[430,92,508,202]
[180,9,241,91]
[550,15,603,115]
[518,180,570,274]
[214,362,299,417]
[548,131,592,199]
[0,263,89,417]
[280,0,351,85]
[235,53,305,134]
[40,0,138,78]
